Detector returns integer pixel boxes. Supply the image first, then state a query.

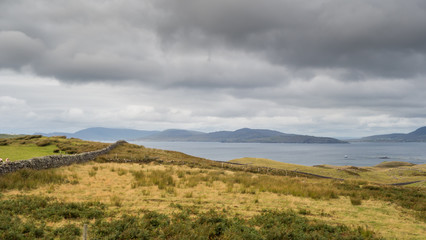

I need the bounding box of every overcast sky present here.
[1,0,426,138]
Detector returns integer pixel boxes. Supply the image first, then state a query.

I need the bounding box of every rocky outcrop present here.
[0,140,126,175]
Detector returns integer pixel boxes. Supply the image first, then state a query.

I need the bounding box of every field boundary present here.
[0,140,126,175]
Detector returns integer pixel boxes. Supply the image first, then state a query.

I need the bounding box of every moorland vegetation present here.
[0,135,424,239]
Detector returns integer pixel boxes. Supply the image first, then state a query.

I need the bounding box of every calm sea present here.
[130,141,426,167]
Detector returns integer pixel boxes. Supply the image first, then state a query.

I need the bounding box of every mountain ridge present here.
[38,127,346,143]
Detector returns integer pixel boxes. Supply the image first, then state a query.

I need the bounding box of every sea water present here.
[130,141,426,167]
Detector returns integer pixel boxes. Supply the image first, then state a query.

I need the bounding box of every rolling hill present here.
[360,126,426,142]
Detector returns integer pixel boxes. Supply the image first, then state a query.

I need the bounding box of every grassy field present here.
[0,144,61,161]
[0,135,108,161]
[230,157,426,187]
[0,136,425,239]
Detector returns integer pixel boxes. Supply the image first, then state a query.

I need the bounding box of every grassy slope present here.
[230,157,426,186]
[0,135,108,161]
[0,137,425,239]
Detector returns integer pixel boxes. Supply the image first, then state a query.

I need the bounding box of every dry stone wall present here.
[0,140,126,175]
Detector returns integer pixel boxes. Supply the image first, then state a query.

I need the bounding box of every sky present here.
[1,0,426,138]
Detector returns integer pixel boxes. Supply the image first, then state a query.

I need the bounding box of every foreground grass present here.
[0,193,378,240]
[1,162,425,239]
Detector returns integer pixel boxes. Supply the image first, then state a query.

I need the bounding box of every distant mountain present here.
[39,127,159,141]
[141,128,347,143]
[37,127,345,143]
[143,129,205,141]
[360,126,426,142]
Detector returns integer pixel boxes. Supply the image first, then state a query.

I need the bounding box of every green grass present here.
[0,135,109,161]
[0,144,61,161]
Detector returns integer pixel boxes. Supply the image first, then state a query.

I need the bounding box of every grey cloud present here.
[0,31,45,70]
[1,0,425,85]
[155,0,426,79]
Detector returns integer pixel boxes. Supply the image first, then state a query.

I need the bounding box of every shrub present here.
[36,139,51,147]
[0,140,9,146]
[89,209,380,240]
[52,224,81,240]
[0,195,105,221]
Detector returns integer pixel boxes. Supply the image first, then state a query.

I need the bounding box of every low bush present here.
[90,209,380,240]
[0,215,81,239]
[0,195,106,221]
[35,139,52,147]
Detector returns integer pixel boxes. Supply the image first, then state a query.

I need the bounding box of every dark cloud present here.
[1,0,426,84]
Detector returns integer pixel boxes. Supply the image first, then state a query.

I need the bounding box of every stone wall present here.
[0,140,126,175]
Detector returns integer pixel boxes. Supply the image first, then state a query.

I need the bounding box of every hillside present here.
[360,126,426,142]
[0,136,424,239]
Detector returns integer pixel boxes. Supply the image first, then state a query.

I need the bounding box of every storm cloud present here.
[1,0,426,137]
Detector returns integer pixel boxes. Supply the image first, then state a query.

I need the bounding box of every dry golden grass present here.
[3,161,425,239]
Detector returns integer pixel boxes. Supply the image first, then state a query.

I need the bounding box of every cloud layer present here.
[1,0,426,137]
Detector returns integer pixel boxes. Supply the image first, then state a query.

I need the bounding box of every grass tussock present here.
[0,169,66,191]
[131,169,176,190]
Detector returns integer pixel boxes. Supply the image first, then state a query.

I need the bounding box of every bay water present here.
[130,141,426,167]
